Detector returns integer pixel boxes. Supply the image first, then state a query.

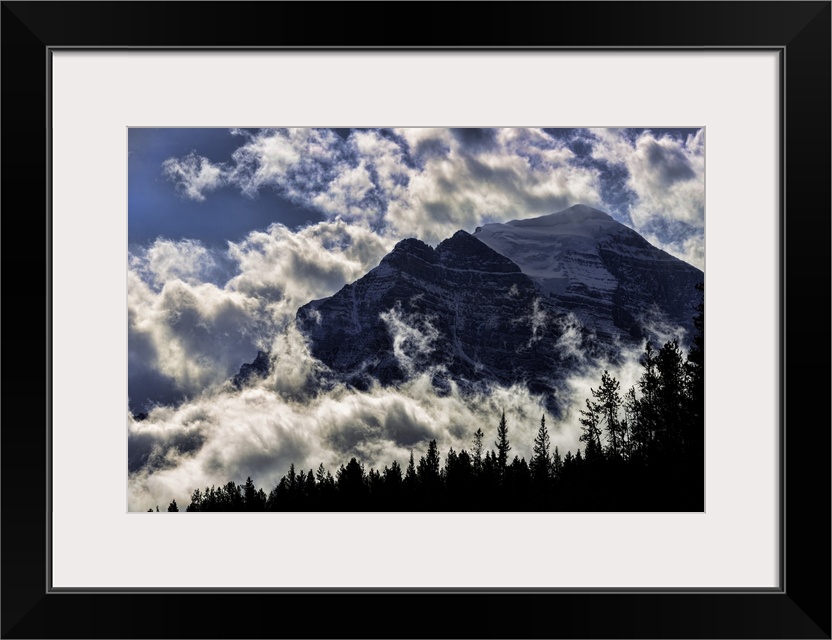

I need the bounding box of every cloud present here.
[225,219,393,322]
[128,267,268,406]
[159,128,704,269]
[380,303,441,378]
[588,128,705,268]
[387,127,604,244]
[129,239,220,289]
[161,128,605,244]
[128,313,660,511]
[128,223,394,411]
[162,152,225,201]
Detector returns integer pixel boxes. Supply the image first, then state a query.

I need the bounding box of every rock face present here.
[296,230,590,395]
[232,350,270,388]
[260,205,702,410]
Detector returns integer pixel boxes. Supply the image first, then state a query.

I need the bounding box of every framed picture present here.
[3,2,829,638]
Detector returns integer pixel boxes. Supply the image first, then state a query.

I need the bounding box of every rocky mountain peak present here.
[233,205,703,413]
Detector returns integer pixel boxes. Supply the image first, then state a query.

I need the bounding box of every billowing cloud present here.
[162,152,225,201]
[589,128,705,268]
[128,316,653,512]
[128,222,393,412]
[160,128,704,269]
[225,219,392,318]
[129,239,221,289]
[127,264,268,408]
[162,127,605,244]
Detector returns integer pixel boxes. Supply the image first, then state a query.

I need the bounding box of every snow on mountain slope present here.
[474,205,703,342]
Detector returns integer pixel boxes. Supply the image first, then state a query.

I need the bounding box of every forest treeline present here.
[152,284,703,512]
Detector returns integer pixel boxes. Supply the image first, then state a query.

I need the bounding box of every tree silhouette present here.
[551,446,563,480]
[684,282,705,461]
[596,371,623,457]
[494,410,511,473]
[472,428,484,474]
[532,414,551,488]
[167,500,179,512]
[579,395,603,462]
[417,439,442,502]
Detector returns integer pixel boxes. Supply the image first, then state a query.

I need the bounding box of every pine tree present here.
[532,414,551,486]
[417,439,442,496]
[656,340,686,455]
[403,450,418,498]
[243,476,257,509]
[187,488,203,512]
[494,410,511,472]
[638,342,661,455]
[551,446,563,480]
[579,396,603,462]
[623,386,647,460]
[384,460,403,493]
[684,282,705,459]
[472,428,484,474]
[597,371,623,457]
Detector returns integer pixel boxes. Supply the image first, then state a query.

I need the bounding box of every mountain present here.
[295,230,586,397]
[245,205,702,411]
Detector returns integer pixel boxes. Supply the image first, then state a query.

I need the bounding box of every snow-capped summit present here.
[474,205,702,341]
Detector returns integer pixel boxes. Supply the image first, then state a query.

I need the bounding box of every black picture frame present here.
[2,2,829,638]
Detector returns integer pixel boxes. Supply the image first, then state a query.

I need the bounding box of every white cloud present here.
[226,219,393,324]
[128,316,661,512]
[129,223,394,410]
[162,127,605,244]
[128,267,268,402]
[130,239,219,289]
[388,127,604,243]
[162,152,225,201]
[589,128,705,268]
[380,303,441,378]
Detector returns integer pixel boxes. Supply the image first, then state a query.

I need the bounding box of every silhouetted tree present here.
[494,410,511,474]
[656,340,686,455]
[337,457,368,506]
[187,488,203,512]
[551,446,563,481]
[596,371,623,457]
[472,427,484,474]
[579,395,603,462]
[532,414,551,487]
[684,282,705,458]
[417,440,442,502]
[243,476,258,509]
[383,460,404,506]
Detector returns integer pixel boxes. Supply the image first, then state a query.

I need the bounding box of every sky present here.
[127,127,704,510]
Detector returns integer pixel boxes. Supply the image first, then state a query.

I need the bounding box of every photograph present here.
[3,0,828,634]
[128,126,705,512]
